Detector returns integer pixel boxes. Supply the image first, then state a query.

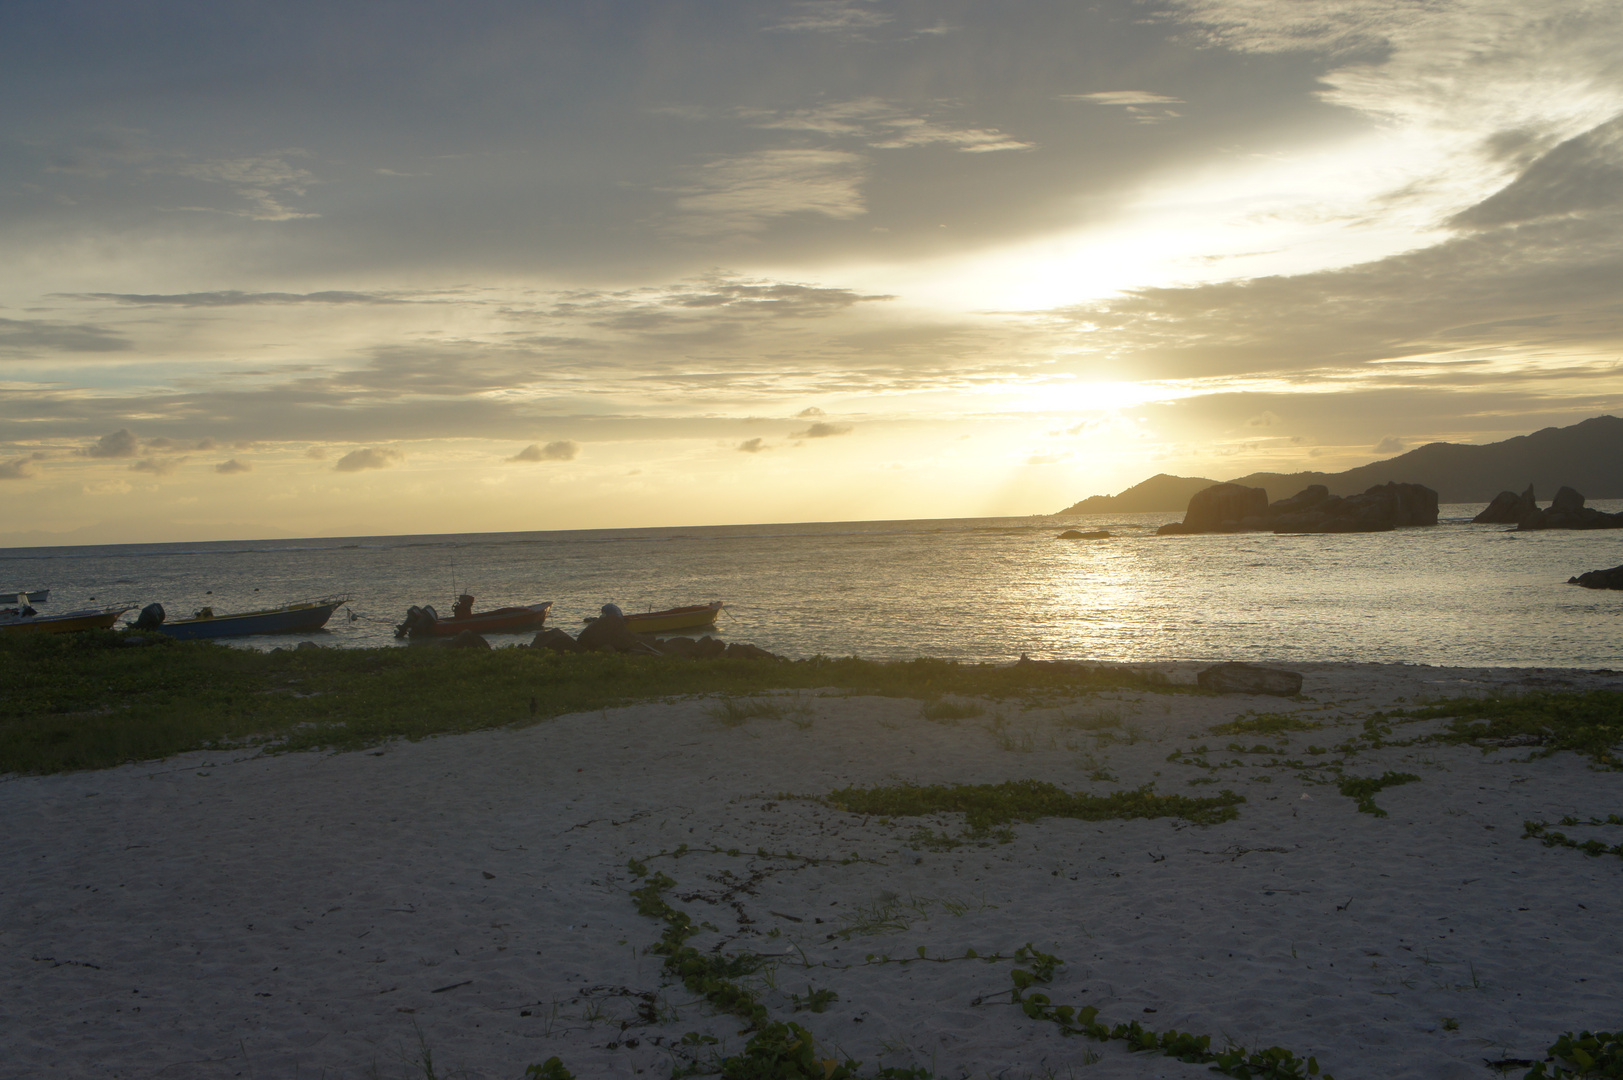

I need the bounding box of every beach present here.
[4,662,1621,1079]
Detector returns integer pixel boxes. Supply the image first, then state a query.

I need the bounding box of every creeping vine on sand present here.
[1522,815,1623,861]
[1004,947,1338,1080]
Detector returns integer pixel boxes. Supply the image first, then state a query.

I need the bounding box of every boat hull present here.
[412,603,552,637]
[0,607,131,635]
[604,602,724,634]
[156,598,349,641]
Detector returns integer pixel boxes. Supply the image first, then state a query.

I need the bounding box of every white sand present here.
[4,662,1622,1080]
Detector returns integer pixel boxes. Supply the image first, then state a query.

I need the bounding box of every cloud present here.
[0,457,38,480]
[1061,91,1184,124]
[130,456,186,475]
[1244,411,1282,428]
[176,151,320,221]
[508,440,579,462]
[305,446,328,459]
[214,458,252,474]
[737,437,769,453]
[1450,114,1623,229]
[739,99,1033,153]
[665,149,869,239]
[82,429,139,458]
[1025,452,1070,465]
[0,317,130,354]
[792,422,853,438]
[334,447,403,471]
[68,290,405,307]
[764,1,892,35]
[1372,436,1406,454]
[795,407,826,417]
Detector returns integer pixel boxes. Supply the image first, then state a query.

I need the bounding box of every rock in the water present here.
[1268,484,1330,517]
[1473,485,1537,524]
[1515,486,1623,530]
[1272,482,1438,533]
[1058,529,1111,539]
[693,635,727,659]
[1551,485,1586,514]
[441,630,490,649]
[1182,484,1270,533]
[1196,662,1303,696]
[1570,564,1623,589]
[530,628,584,653]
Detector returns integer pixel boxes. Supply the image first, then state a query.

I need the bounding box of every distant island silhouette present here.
[1055,415,1623,514]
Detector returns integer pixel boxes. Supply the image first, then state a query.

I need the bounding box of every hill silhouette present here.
[1055,415,1623,514]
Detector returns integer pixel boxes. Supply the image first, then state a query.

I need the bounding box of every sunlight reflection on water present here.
[3,505,1620,667]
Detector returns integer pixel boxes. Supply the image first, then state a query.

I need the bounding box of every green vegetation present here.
[1337,772,1421,817]
[824,779,1243,838]
[1523,815,1623,861]
[1006,945,1337,1079]
[0,632,1181,775]
[919,699,984,721]
[626,860,931,1079]
[1524,1029,1623,1078]
[1400,691,1623,769]
[1208,712,1323,737]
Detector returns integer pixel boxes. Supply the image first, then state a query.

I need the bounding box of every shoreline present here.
[4,661,1621,1078]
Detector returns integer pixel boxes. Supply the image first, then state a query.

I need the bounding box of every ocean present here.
[3,504,1621,667]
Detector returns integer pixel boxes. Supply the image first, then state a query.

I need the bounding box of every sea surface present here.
[3,504,1622,667]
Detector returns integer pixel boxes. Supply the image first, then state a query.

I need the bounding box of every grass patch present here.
[824,779,1243,836]
[710,696,787,727]
[0,633,1182,775]
[1338,772,1420,817]
[1400,691,1623,769]
[1208,712,1322,737]
[919,699,984,721]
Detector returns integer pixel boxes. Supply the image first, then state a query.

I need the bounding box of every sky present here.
[3,0,1622,544]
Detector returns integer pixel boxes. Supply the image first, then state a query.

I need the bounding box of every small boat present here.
[0,604,133,635]
[586,601,724,634]
[148,595,352,641]
[0,589,48,604]
[395,594,552,638]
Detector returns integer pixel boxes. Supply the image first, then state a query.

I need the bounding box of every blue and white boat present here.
[147,595,352,640]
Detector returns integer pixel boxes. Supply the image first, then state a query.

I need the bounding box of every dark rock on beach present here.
[724,641,779,660]
[530,628,585,653]
[526,614,782,660]
[1197,662,1303,696]
[1569,564,1623,589]
[575,605,650,653]
[1058,529,1111,539]
[441,630,490,649]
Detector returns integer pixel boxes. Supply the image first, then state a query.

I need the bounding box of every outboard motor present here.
[133,603,165,630]
[394,604,440,639]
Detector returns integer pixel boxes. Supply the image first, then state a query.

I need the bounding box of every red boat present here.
[395,594,552,638]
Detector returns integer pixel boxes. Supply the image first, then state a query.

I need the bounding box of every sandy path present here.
[4,662,1622,1079]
